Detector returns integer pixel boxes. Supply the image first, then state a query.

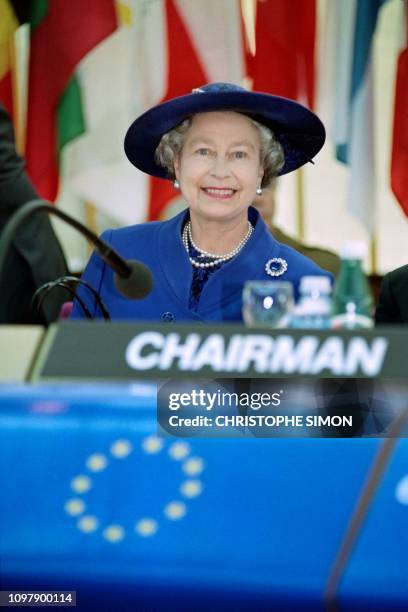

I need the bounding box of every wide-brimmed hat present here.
[124,82,325,178]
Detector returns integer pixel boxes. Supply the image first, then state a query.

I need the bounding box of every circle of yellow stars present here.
[64,437,204,543]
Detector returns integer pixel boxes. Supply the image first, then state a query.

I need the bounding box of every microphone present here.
[0,199,153,301]
[114,261,154,299]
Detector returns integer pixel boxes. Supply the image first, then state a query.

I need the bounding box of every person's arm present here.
[0,104,68,324]
[0,104,39,208]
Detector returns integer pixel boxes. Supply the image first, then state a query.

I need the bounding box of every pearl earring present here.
[174,179,180,189]
[256,187,262,195]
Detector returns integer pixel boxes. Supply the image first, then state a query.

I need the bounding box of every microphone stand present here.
[0,199,130,279]
[0,199,153,306]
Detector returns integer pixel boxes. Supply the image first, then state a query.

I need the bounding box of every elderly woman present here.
[71,82,331,322]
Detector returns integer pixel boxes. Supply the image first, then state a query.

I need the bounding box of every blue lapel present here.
[157,207,281,316]
[157,209,193,311]
[198,207,281,314]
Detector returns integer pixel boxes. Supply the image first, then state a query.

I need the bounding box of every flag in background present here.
[25,0,118,202]
[245,0,316,108]
[0,0,19,117]
[62,0,152,225]
[147,0,208,222]
[331,0,387,232]
[390,0,408,218]
[64,0,207,225]
[64,0,244,225]
[148,0,245,221]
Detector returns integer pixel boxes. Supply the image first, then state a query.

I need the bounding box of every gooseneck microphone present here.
[0,199,153,301]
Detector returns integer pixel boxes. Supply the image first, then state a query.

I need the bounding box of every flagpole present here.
[240,0,257,56]
[9,30,24,155]
[295,168,305,241]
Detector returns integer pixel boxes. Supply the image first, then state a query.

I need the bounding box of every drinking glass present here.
[242,281,294,328]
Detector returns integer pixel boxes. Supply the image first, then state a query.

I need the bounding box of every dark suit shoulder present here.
[386,264,408,288]
[375,264,408,324]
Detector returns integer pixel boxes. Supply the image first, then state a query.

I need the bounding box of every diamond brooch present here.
[265,257,288,277]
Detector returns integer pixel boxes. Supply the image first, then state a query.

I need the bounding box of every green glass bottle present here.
[331,241,373,329]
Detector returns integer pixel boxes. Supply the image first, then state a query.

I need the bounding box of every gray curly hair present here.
[154,113,284,188]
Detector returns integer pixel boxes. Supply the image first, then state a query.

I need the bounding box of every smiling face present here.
[173,111,264,225]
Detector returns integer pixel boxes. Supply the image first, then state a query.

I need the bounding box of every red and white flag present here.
[246,0,316,107]
[390,1,408,217]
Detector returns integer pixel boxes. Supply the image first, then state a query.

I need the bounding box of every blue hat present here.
[124,82,325,178]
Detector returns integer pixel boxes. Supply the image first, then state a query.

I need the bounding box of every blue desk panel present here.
[0,383,399,611]
[339,431,408,611]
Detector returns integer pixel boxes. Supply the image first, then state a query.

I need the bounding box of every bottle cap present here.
[340,241,367,260]
[299,275,332,294]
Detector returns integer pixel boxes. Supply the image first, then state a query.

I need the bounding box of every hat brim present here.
[124,90,326,178]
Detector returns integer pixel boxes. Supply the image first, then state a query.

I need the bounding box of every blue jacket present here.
[71,207,332,322]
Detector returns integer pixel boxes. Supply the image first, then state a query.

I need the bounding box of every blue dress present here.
[70,207,332,323]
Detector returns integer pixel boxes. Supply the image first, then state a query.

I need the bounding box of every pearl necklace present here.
[182,220,254,268]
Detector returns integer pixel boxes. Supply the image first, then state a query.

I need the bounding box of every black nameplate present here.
[31,322,408,380]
